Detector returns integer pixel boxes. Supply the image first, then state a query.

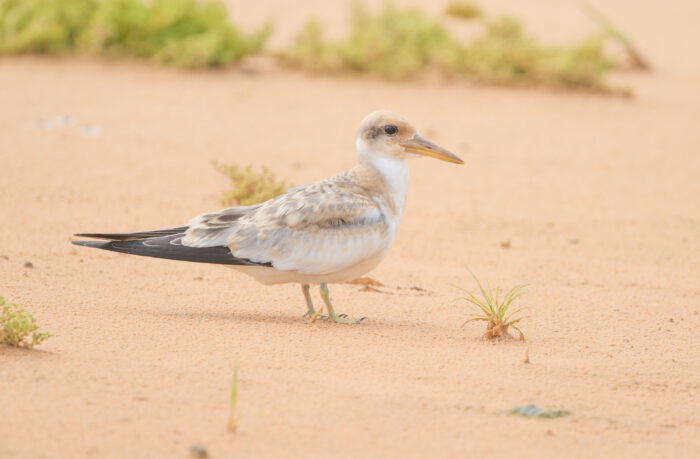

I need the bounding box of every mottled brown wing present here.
[183,174,390,275]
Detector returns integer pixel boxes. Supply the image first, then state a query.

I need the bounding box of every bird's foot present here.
[311,313,366,324]
[315,283,366,323]
[331,315,367,324]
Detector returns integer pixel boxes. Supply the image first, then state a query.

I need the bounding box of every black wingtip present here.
[72,240,107,248]
[71,234,272,267]
[73,227,188,241]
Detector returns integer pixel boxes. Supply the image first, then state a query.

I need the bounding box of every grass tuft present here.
[444,1,482,20]
[0,0,269,67]
[213,161,290,206]
[1,296,52,348]
[456,271,529,340]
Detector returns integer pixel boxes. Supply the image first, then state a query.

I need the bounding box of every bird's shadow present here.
[141,302,453,336]
[0,344,55,358]
[152,306,304,326]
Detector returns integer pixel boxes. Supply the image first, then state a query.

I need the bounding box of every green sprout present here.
[1,296,52,348]
[456,271,529,340]
[227,362,239,432]
[213,161,290,207]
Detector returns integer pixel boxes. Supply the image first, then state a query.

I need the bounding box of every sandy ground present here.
[1,1,699,457]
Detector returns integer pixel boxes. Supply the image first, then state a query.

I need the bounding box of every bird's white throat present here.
[356,140,409,217]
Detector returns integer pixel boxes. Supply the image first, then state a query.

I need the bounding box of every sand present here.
[1,1,699,457]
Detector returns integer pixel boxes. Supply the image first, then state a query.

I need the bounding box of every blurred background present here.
[1,1,698,458]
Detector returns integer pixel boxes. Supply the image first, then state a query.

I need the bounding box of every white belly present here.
[228,246,391,285]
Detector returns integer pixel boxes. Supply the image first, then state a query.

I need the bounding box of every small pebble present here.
[36,119,55,130]
[190,444,208,458]
[56,115,75,126]
[509,404,569,418]
[81,125,103,137]
[24,261,34,269]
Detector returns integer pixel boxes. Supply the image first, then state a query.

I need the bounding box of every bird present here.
[73,110,463,323]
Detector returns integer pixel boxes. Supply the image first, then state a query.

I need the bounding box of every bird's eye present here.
[384,125,398,135]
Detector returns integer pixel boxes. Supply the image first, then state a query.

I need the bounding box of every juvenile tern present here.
[73,110,463,323]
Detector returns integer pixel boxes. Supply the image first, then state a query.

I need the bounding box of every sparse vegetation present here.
[283,1,630,94]
[444,1,482,21]
[581,1,650,71]
[227,363,239,432]
[1,296,52,348]
[0,0,269,67]
[461,16,616,93]
[213,161,290,206]
[282,2,463,79]
[456,271,529,340]
[0,0,642,94]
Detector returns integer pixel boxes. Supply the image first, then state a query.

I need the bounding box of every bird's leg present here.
[301,284,318,318]
[319,283,365,324]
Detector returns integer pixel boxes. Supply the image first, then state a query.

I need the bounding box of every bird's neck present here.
[355,148,409,218]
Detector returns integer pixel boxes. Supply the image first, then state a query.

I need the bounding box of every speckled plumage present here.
[73,110,463,322]
[183,163,399,283]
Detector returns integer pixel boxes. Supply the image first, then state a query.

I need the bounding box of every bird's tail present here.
[72,230,270,267]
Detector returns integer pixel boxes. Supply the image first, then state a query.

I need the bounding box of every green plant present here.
[444,1,482,20]
[462,16,614,92]
[79,0,270,67]
[582,1,650,71]
[279,19,336,72]
[0,0,269,67]
[1,296,52,348]
[283,1,464,79]
[456,271,529,340]
[227,362,238,432]
[213,161,290,206]
[0,0,97,54]
[283,2,629,94]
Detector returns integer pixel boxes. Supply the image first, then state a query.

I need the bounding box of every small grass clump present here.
[1,296,52,348]
[456,271,529,340]
[0,0,269,67]
[213,161,290,206]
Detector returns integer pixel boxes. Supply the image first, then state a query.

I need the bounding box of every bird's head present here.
[356,110,463,165]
